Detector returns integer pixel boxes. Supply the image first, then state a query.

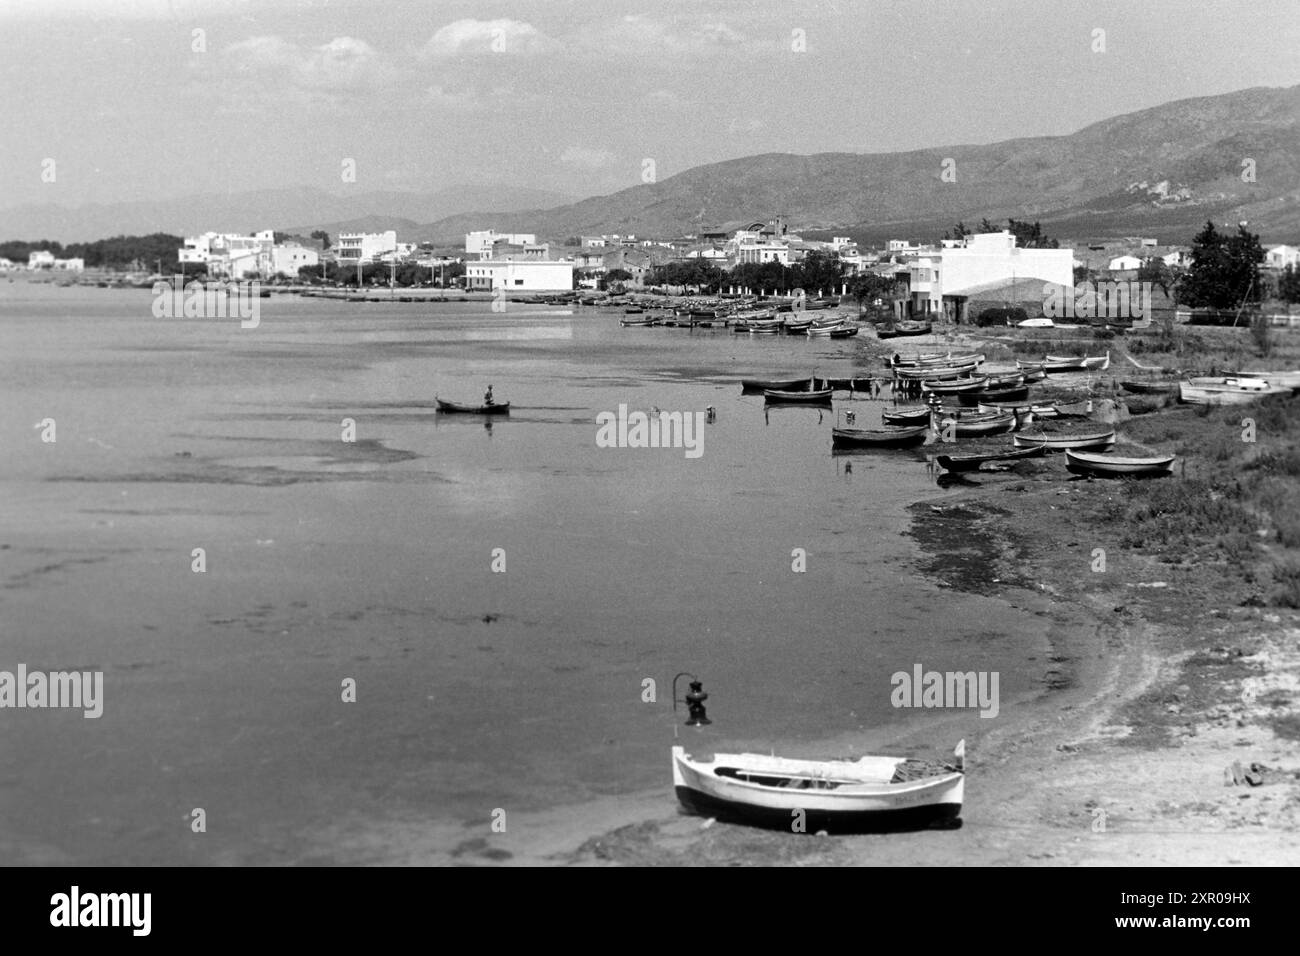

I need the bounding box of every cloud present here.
[216,35,392,91]
[575,15,759,57]
[423,19,557,58]
[559,146,618,170]
[0,0,256,19]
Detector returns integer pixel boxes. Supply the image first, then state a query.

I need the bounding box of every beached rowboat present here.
[672,741,965,833]
[742,377,820,392]
[1178,377,1292,405]
[1014,427,1116,451]
[935,444,1046,472]
[882,406,933,427]
[876,322,932,339]
[1046,352,1110,371]
[1120,380,1179,395]
[435,397,511,415]
[922,376,991,394]
[933,412,1015,437]
[1064,450,1176,478]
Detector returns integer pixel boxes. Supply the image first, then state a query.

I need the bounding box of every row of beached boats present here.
[747,349,1179,476]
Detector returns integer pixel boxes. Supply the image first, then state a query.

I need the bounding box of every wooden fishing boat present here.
[828,324,860,338]
[1014,426,1116,451]
[1017,357,1086,373]
[958,385,1030,406]
[881,406,932,427]
[935,444,1046,472]
[764,387,833,403]
[1179,377,1291,405]
[672,741,964,833]
[1222,369,1300,390]
[782,319,813,334]
[932,411,1015,437]
[984,373,1026,389]
[831,425,930,448]
[876,321,932,339]
[1046,352,1110,371]
[922,376,990,394]
[742,377,820,392]
[619,316,655,326]
[806,320,849,336]
[1120,380,1179,395]
[978,400,1059,419]
[1065,449,1176,478]
[890,351,984,368]
[435,397,511,415]
[894,363,979,381]
[1017,317,1054,328]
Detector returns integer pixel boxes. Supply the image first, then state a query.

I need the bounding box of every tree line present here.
[0,234,184,270]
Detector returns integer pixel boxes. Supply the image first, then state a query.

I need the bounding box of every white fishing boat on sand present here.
[672,741,965,833]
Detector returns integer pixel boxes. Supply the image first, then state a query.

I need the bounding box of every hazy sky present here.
[2,0,1298,209]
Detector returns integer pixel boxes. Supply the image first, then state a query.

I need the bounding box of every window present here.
[514,279,524,286]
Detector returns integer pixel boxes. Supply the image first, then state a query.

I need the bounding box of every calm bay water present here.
[0,283,1049,863]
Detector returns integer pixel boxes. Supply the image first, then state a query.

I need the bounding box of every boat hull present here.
[1065,450,1175,477]
[435,399,510,415]
[1014,429,1116,451]
[673,748,963,834]
[765,388,833,403]
[935,444,1046,472]
[831,425,929,448]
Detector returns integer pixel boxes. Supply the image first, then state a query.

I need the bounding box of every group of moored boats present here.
[746,349,1182,476]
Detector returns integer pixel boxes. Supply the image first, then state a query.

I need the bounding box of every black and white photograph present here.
[1,0,1296,913]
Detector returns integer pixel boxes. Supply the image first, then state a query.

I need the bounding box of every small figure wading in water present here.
[484,384,495,407]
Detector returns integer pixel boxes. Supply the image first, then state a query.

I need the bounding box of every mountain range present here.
[3,85,1298,246]
[408,84,1300,245]
[0,184,577,244]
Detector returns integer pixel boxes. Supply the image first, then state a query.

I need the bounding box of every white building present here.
[271,244,320,277]
[464,259,574,291]
[734,241,790,265]
[1266,245,1299,270]
[28,250,56,269]
[179,229,276,277]
[336,230,398,263]
[465,230,537,259]
[53,257,84,272]
[904,231,1074,318]
[1108,254,1143,271]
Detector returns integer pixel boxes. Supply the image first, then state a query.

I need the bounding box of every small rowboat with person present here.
[435,397,510,415]
[671,741,965,833]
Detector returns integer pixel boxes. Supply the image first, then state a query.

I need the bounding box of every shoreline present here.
[410,326,1300,867]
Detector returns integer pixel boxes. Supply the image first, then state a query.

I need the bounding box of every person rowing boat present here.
[484,384,495,407]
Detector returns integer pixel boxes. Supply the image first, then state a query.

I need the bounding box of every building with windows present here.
[899,231,1074,320]
[464,259,574,291]
[465,230,538,259]
[335,230,398,263]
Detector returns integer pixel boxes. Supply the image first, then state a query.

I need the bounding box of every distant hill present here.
[0,184,578,244]
[411,84,1300,245]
